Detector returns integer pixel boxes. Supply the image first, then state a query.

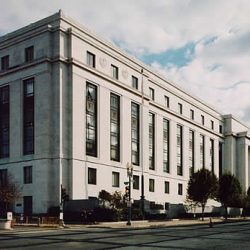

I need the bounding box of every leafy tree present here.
[187,168,218,220]
[98,190,112,208]
[0,174,21,217]
[241,187,250,218]
[217,173,242,219]
[111,191,125,209]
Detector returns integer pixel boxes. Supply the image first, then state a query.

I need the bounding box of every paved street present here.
[1,221,250,249]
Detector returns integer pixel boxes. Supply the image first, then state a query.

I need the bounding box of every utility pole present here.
[126,162,133,226]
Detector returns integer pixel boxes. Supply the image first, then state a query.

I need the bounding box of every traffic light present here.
[61,186,69,203]
[124,186,130,201]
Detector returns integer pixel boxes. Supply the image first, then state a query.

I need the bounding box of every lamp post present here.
[126,162,133,226]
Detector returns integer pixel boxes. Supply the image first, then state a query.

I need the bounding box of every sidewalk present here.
[3,217,250,232]
[69,217,250,229]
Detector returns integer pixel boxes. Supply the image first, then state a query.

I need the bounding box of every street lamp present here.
[126,162,133,226]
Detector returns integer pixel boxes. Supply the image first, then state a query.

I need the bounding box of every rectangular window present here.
[112,171,119,187]
[24,166,32,184]
[210,139,214,174]
[165,181,170,194]
[87,51,95,68]
[25,46,34,62]
[149,87,155,100]
[133,175,139,190]
[149,178,155,192]
[189,130,195,176]
[1,55,9,71]
[219,125,223,134]
[190,109,194,120]
[131,102,140,165]
[0,86,9,158]
[23,196,33,215]
[178,103,183,114]
[23,78,34,155]
[0,169,7,186]
[211,120,214,130]
[177,125,183,176]
[86,83,97,157]
[111,64,119,79]
[132,76,138,89]
[88,168,96,185]
[200,134,205,168]
[165,96,169,108]
[178,183,183,195]
[110,93,120,161]
[163,118,170,173]
[201,115,205,125]
[149,112,155,170]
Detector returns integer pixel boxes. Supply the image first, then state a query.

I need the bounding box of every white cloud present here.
[1,0,250,124]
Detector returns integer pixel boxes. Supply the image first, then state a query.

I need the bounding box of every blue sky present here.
[1,0,250,125]
[139,42,195,68]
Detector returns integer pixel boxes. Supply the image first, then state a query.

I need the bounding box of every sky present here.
[1,0,250,125]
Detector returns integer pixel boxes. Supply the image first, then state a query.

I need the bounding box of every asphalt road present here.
[1,221,250,249]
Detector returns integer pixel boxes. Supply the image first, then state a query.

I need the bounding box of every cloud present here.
[151,27,250,123]
[1,0,250,125]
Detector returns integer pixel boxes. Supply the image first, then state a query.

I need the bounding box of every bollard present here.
[209,217,213,228]
[38,217,41,227]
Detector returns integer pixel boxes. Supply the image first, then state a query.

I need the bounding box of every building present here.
[0,11,250,216]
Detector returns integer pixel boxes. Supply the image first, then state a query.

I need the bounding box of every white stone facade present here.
[0,11,250,215]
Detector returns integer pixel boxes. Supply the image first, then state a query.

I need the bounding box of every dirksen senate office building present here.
[0,11,250,216]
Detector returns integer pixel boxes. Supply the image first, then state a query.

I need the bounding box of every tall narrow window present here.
[132,76,138,89]
[110,93,120,161]
[149,112,155,170]
[149,87,154,100]
[86,83,97,157]
[0,86,9,158]
[86,51,95,68]
[131,103,140,165]
[219,125,223,134]
[149,179,155,192]
[25,46,34,62]
[177,125,183,176]
[163,118,170,173]
[111,64,119,79]
[200,135,205,168]
[211,120,214,130]
[23,79,34,155]
[165,96,169,108]
[112,172,120,187]
[1,55,9,71]
[178,103,183,114]
[219,142,223,177]
[165,181,170,194]
[190,109,194,120]
[0,169,7,186]
[24,166,32,184]
[201,115,205,125]
[88,168,96,185]
[178,183,183,195]
[189,130,194,176]
[210,139,214,174]
[133,175,139,190]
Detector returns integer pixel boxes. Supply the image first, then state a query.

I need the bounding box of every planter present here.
[0,219,12,230]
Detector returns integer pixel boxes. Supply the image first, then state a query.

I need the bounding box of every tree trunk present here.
[224,205,228,220]
[202,204,205,221]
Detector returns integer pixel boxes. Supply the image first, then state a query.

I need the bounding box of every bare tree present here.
[0,173,21,217]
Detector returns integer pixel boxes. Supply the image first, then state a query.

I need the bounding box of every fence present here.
[14,216,59,226]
